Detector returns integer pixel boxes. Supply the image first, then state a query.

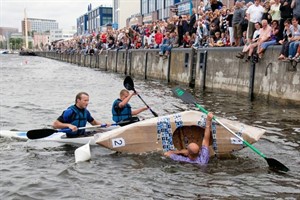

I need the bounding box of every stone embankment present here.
[36,46,300,105]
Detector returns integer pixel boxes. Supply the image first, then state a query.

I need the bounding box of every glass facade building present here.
[77,6,113,35]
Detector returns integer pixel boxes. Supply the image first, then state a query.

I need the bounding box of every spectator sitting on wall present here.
[192,18,209,49]
[257,19,280,58]
[236,22,262,59]
[244,19,272,63]
[107,35,115,50]
[154,29,163,48]
[209,31,224,47]
[278,19,292,60]
[158,32,177,59]
[183,31,191,48]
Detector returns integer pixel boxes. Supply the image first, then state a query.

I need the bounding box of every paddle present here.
[27,119,134,140]
[172,86,290,172]
[123,76,158,117]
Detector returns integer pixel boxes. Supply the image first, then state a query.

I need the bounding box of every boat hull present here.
[95,111,265,156]
[0,126,117,146]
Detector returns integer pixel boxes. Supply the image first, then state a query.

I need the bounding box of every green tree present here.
[9,38,24,50]
[28,41,33,49]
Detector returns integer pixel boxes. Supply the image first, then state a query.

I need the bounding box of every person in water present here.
[53,92,109,138]
[112,89,148,123]
[164,112,214,165]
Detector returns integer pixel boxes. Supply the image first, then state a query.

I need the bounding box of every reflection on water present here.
[0,55,299,199]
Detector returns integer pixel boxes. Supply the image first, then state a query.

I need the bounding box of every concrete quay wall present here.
[37,47,300,104]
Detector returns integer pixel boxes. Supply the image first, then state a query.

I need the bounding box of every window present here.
[102,17,112,25]
[165,0,173,7]
[141,0,147,14]
[102,8,112,14]
[149,0,156,12]
[156,0,162,9]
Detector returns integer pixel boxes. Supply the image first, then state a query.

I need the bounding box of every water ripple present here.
[0,55,299,199]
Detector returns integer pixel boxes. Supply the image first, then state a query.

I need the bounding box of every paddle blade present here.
[123,76,134,91]
[150,109,158,117]
[27,128,58,139]
[266,158,290,172]
[172,86,197,105]
[117,117,140,126]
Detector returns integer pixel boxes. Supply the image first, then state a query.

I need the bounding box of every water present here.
[0,54,299,199]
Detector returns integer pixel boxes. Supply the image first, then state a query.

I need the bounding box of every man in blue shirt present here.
[112,89,148,123]
[164,112,214,165]
[53,92,109,138]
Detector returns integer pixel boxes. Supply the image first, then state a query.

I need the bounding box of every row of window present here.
[88,8,112,18]
[141,0,175,15]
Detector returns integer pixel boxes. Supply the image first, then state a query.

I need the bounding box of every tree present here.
[9,38,24,50]
[28,41,33,49]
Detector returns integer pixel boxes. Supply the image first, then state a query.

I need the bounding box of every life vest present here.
[112,99,132,123]
[68,105,88,137]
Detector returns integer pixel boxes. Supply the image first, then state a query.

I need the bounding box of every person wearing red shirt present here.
[154,29,163,48]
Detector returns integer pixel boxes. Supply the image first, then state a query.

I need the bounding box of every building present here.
[49,28,76,42]
[127,0,235,25]
[33,32,50,48]
[141,0,179,22]
[0,27,19,41]
[22,18,59,35]
[113,0,141,29]
[77,4,113,35]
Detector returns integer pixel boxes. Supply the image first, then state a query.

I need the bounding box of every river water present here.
[0,54,299,199]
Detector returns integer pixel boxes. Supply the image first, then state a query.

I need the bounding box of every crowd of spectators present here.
[47,0,300,62]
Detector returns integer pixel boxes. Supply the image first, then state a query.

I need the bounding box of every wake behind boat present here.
[95,110,266,157]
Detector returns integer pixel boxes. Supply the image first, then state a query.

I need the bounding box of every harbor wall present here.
[36,46,300,105]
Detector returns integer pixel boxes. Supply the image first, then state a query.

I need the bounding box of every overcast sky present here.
[0,0,112,31]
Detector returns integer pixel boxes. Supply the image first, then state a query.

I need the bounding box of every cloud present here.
[0,0,112,31]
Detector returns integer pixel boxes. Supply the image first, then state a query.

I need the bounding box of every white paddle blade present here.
[75,142,91,163]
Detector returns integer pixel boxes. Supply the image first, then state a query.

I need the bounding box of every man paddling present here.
[53,92,109,138]
[112,89,148,123]
[164,112,214,165]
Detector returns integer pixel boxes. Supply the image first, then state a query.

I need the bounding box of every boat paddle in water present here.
[172,86,289,172]
[27,119,139,140]
[123,76,158,117]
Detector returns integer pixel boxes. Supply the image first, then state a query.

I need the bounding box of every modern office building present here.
[113,0,141,29]
[22,18,59,35]
[77,5,113,35]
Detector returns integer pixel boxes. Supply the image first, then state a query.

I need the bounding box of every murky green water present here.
[0,54,299,199]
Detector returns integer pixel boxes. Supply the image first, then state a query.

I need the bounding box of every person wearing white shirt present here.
[270,0,281,21]
[246,0,265,39]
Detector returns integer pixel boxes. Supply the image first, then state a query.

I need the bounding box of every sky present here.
[0,0,112,31]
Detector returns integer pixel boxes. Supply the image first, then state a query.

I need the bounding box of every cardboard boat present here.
[95,110,265,157]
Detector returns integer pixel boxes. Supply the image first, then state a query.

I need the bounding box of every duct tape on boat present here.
[230,137,243,144]
[112,138,125,148]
